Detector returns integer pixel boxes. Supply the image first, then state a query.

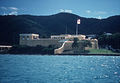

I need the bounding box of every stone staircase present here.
[54,41,73,54]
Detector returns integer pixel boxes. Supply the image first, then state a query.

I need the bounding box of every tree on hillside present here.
[98,33,120,50]
[72,38,79,48]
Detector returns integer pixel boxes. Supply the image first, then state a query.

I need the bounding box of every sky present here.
[0,0,120,19]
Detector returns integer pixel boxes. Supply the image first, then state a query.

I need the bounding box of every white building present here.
[51,34,86,40]
[20,34,39,40]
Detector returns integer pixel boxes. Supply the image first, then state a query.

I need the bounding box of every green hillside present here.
[0,13,120,45]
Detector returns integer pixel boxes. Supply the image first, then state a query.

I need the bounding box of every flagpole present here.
[76,19,80,36]
[76,23,78,35]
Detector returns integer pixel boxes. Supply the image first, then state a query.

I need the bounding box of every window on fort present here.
[27,36,29,40]
[33,36,37,39]
[27,36,29,38]
[55,37,57,39]
[22,36,25,40]
[33,36,35,39]
[61,37,64,39]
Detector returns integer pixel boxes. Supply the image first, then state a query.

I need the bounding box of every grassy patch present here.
[87,49,118,54]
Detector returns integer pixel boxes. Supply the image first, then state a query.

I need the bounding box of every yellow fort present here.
[19,34,98,54]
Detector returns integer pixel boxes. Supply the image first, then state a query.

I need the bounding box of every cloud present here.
[85,10,107,15]
[64,10,72,13]
[95,11,107,15]
[9,11,18,15]
[86,10,91,14]
[1,7,7,10]
[0,6,18,10]
[8,7,18,11]
[60,9,64,12]
[0,6,19,15]
[97,16,102,19]
[60,9,72,13]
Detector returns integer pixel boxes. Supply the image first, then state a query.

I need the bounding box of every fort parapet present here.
[20,34,62,47]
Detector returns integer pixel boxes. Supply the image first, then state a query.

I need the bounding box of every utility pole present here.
[66,25,68,35]
[76,23,78,35]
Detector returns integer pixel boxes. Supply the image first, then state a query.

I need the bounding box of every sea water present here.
[0,54,120,83]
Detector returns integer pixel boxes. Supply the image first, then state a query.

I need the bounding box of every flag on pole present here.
[77,19,80,24]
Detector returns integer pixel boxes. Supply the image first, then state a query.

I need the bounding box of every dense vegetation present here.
[0,13,120,45]
[98,33,120,52]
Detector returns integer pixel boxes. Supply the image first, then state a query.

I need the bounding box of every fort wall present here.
[85,39,99,50]
[19,34,99,54]
[20,38,62,47]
